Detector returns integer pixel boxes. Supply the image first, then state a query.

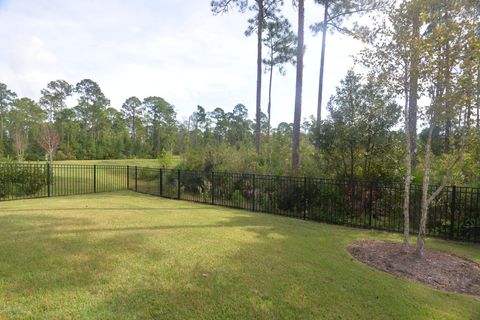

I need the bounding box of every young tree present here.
[406,0,421,170]
[414,0,479,257]
[311,0,385,124]
[263,16,297,140]
[38,126,60,163]
[357,0,426,252]
[12,127,28,162]
[291,0,304,172]
[211,0,283,154]
[314,71,400,180]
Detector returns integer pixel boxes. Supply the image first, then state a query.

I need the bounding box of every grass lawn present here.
[0,192,478,319]
[26,157,182,168]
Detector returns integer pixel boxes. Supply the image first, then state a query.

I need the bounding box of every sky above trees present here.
[0,0,364,125]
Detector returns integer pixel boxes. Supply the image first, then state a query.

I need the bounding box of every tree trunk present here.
[443,16,451,153]
[415,124,434,258]
[402,89,412,253]
[255,0,264,154]
[476,69,479,128]
[408,6,420,169]
[316,1,328,126]
[291,0,304,172]
[267,60,273,141]
[266,63,274,169]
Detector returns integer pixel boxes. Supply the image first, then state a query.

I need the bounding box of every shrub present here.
[0,164,48,198]
[158,150,174,168]
[276,183,305,213]
[181,172,206,194]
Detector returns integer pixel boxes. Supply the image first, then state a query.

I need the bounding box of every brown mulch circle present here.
[348,240,480,297]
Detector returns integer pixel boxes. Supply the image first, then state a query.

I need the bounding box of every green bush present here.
[158,150,174,168]
[0,164,48,198]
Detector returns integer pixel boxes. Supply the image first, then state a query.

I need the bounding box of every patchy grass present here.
[0,192,478,319]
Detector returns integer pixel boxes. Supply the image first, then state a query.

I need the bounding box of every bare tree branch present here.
[37,127,60,163]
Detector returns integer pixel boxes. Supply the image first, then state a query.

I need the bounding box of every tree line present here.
[0,79,180,161]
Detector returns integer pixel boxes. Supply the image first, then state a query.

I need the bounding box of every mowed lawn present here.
[27,157,182,168]
[0,192,479,319]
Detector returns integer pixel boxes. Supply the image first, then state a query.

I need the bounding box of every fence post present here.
[126,166,130,189]
[47,163,51,197]
[252,173,256,211]
[135,166,138,192]
[159,169,163,197]
[211,171,215,205]
[93,165,97,193]
[303,177,307,220]
[450,185,456,239]
[177,169,181,199]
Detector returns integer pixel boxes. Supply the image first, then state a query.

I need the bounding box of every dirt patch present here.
[348,240,480,297]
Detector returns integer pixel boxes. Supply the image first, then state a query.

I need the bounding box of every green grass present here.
[27,157,182,168]
[0,192,478,319]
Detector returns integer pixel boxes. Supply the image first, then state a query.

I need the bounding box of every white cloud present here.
[0,0,365,125]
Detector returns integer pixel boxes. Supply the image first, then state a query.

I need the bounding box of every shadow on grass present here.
[0,214,161,295]
[0,201,478,319]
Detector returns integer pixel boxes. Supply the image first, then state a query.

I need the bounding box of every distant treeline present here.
[1,69,479,187]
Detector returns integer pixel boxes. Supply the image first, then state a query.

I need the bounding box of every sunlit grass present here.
[0,191,478,319]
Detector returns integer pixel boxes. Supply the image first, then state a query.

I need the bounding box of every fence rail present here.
[1,163,479,243]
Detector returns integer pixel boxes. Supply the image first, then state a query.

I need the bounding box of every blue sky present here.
[0,0,364,125]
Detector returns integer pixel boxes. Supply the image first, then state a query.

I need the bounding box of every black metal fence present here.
[0,163,127,200]
[131,167,480,243]
[1,162,479,243]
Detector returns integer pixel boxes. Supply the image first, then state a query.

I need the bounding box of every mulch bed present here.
[348,240,480,297]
